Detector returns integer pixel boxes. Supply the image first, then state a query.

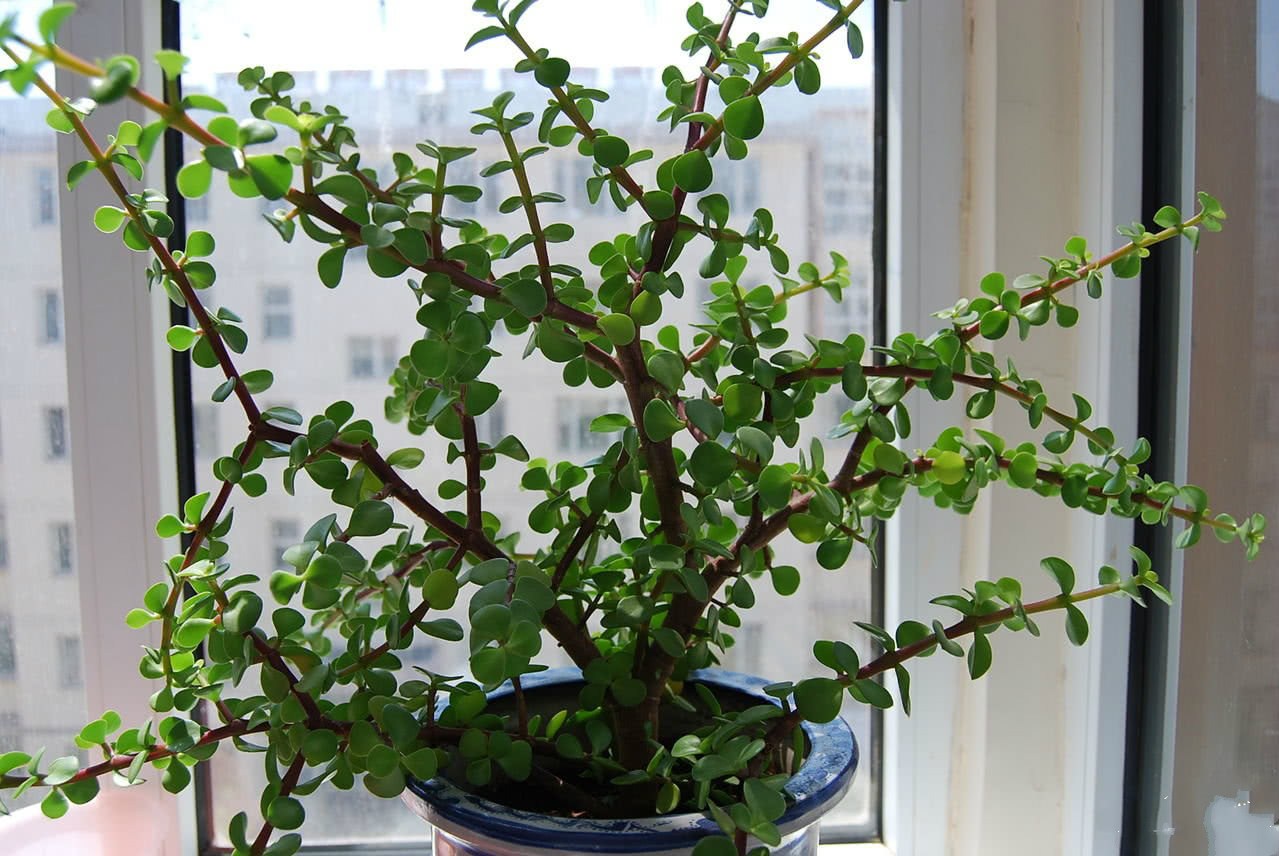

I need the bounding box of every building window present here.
[40,289,63,344]
[475,400,506,446]
[717,159,760,213]
[821,153,873,235]
[44,406,67,459]
[270,519,300,570]
[380,336,400,375]
[556,396,630,454]
[448,160,481,216]
[262,285,293,340]
[192,404,219,459]
[50,522,74,576]
[554,157,595,213]
[56,635,82,689]
[348,336,376,379]
[481,176,502,215]
[34,167,56,225]
[0,614,15,680]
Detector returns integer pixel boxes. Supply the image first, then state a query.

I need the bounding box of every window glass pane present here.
[0,32,88,810]
[181,0,877,844]
[1167,3,1279,852]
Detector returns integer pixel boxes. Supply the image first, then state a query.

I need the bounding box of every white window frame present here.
[4,2,192,853]
[1,3,1148,855]
[879,2,1140,855]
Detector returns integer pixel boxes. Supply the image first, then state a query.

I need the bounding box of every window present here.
[50,522,74,576]
[1130,5,1279,851]
[269,519,300,571]
[192,403,219,458]
[448,158,481,217]
[1,45,89,818]
[44,405,67,459]
[348,336,375,379]
[556,396,630,454]
[39,288,62,344]
[716,158,760,213]
[554,156,595,213]
[34,166,56,225]
[177,0,881,847]
[380,336,400,375]
[481,176,502,215]
[819,105,874,237]
[56,635,82,689]
[0,614,14,680]
[262,285,292,340]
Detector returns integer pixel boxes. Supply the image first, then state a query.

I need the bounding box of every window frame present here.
[880,2,1142,854]
[1,1,196,852]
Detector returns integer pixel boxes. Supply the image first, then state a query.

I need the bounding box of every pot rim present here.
[402,667,858,852]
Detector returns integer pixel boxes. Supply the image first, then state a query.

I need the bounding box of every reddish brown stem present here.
[284,189,606,335]
[459,409,484,530]
[250,752,306,855]
[0,719,266,790]
[616,344,686,547]
[754,581,1125,765]
[250,633,328,727]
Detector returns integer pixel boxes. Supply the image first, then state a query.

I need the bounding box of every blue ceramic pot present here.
[402,668,858,855]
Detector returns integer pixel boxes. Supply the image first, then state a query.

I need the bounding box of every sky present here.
[0,0,874,90]
[175,0,874,87]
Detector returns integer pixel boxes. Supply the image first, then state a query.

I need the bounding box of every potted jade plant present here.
[0,2,1265,855]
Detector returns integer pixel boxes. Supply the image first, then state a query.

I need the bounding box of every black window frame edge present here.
[163,1,890,850]
[1121,1,1184,854]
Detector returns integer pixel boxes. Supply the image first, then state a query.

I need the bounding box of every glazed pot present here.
[401,668,858,855]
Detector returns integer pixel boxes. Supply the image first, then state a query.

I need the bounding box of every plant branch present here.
[689,0,865,152]
[641,3,740,277]
[26,69,602,681]
[459,408,485,531]
[498,26,649,211]
[830,211,1207,493]
[753,581,1126,766]
[616,344,686,547]
[781,364,1120,456]
[285,189,600,330]
[160,438,260,680]
[249,752,306,855]
[0,719,267,791]
[500,131,558,301]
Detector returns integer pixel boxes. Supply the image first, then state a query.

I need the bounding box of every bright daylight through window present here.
[176,1,879,846]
